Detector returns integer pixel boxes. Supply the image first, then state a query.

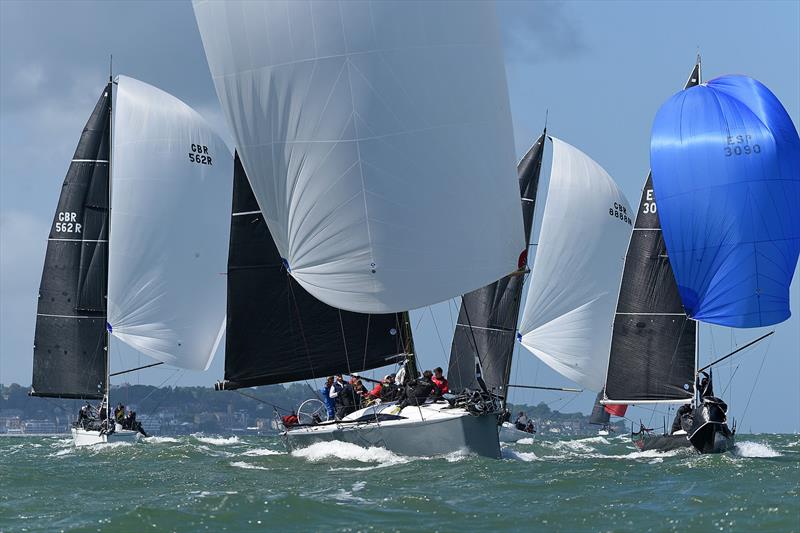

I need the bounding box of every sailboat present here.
[604,58,800,454]
[447,131,633,443]
[31,74,232,446]
[447,129,546,445]
[514,137,633,423]
[193,1,525,458]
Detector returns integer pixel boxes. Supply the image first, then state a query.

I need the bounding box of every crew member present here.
[671,403,693,434]
[320,376,336,420]
[515,411,529,431]
[432,367,449,396]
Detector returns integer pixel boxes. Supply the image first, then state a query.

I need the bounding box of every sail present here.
[222,153,404,389]
[193,0,524,314]
[518,137,632,392]
[589,391,611,426]
[651,74,800,328]
[604,63,701,404]
[106,76,232,370]
[31,84,111,399]
[448,133,546,394]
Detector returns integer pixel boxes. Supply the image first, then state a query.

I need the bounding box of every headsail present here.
[31,84,111,399]
[651,74,800,328]
[448,133,546,394]
[589,391,611,426]
[106,76,232,370]
[604,62,701,404]
[193,0,524,314]
[222,153,404,389]
[517,137,632,392]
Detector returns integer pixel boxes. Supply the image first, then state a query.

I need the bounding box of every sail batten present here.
[32,85,111,399]
[518,137,632,392]
[193,0,524,314]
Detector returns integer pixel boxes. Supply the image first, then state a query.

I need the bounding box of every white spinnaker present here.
[192,0,523,314]
[518,137,632,392]
[107,76,232,370]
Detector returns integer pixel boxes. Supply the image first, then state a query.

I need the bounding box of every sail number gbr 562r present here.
[189,144,213,165]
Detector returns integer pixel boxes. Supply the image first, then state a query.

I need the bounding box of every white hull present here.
[499,422,535,443]
[283,401,501,458]
[72,425,140,446]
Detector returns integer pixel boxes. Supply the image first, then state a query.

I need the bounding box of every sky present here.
[1,1,798,432]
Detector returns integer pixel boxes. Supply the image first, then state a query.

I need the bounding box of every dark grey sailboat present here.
[602,58,735,454]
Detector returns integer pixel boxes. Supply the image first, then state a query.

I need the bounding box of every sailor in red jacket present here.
[432,367,449,395]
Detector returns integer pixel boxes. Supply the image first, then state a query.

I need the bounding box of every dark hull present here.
[633,398,736,454]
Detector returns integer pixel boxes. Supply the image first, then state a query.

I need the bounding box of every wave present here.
[291,441,408,466]
[194,435,240,446]
[142,436,179,444]
[733,441,782,458]
[230,461,270,471]
[516,437,535,445]
[241,448,284,457]
[502,447,538,462]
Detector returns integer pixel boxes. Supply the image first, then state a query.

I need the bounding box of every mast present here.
[104,58,113,425]
[402,311,418,381]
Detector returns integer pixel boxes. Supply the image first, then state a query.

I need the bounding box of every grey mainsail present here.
[603,62,701,403]
[31,84,111,399]
[447,132,546,396]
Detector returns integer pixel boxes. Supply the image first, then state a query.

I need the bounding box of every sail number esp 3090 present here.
[189,144,213,165]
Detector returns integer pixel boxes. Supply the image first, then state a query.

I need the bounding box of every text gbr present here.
[189,144,213,165]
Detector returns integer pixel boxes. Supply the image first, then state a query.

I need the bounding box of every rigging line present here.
[427,306,447,361]
[739,334,773,427]
[233,389,293,413]
[461,301,487,376]
[337,309,352,375]
[143,370,185,416]
[720,364,740,399]
[287,278,319,383]
[139,369,184,415]
[362,314,371,370]
[697,330,774,373]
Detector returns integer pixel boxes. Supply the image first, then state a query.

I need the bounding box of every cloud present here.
[498,1,587,64]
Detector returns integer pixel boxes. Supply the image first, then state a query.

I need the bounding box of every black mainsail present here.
[220,154,405,390]
[447,131,546,396]
[31,84,111,399]
[604,62,701,403]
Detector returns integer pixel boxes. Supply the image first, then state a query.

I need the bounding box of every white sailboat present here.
[516,137,633,412]
[31,75,232,446]
[193,0,525,458]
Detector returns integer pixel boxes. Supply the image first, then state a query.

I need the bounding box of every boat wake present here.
[291,441,409,467]
[501,447,538,462]
[732,441,782,458]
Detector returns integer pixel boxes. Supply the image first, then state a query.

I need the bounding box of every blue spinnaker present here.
[650,75,800,328]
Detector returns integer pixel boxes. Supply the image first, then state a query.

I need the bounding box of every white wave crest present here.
[143,436,179,444]
[502,447,538,462]
[516,437,535,445]
[230,461,270,471]
[241,448,284,457]
[195,435,240,446]
[291,441,408,465]
[733,441,781,458]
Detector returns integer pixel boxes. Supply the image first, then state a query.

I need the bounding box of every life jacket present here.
[432,376,449,395]
[368,383,383,398]
[282,414,299,428]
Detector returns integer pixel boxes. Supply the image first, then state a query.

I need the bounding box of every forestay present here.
[107,76,232,370]
[518,137,632,392]
[651,75,800,328]
[193,0,524,313]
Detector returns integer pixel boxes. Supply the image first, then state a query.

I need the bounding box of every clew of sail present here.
[517,137,632,392]
[106,76,232,371]
[192,0,524,314]
[650,75,800,328]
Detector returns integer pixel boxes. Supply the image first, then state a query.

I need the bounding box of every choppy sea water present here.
[0,433,797,532]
